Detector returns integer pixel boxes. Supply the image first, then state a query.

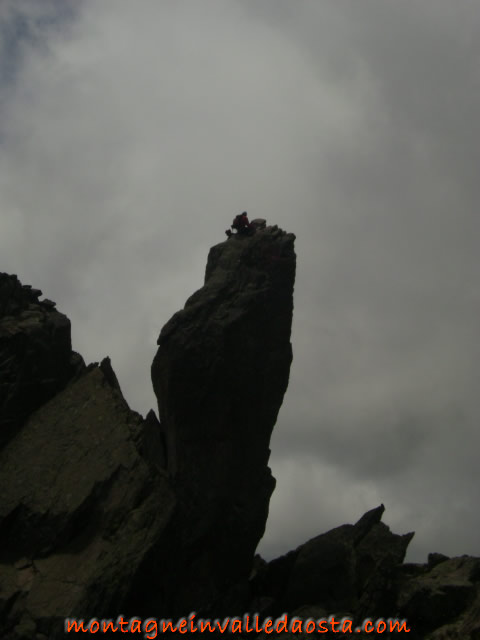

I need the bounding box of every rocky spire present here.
[150,225,296,613]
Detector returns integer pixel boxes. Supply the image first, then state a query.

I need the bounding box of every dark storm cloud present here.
[239,0,480,562]
[1,0,480,565]
[0,0,78,90]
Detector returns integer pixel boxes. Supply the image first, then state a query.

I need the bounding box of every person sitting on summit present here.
[226,212,254,237]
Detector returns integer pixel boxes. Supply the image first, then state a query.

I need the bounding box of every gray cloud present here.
[1,0,479,565]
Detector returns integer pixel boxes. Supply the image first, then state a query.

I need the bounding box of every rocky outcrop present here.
[396,555,480,639]
[249,505,413,618]
[0,273,84,448]
[0,226,297,636]
[248,508,480,639]
[2,226,480,638]
[150,225,296,614]
[0,362,174,639]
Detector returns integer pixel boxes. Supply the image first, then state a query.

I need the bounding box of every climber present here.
[225,212,254,237]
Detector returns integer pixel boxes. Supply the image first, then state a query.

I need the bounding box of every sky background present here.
[1,0,480,564]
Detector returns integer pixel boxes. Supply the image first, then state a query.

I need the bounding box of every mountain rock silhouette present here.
[1,228,479,639]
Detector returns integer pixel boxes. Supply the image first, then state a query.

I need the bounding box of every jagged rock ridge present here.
[1,228,480,639]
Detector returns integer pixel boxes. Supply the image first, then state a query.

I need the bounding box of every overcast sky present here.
[2,0,480,565]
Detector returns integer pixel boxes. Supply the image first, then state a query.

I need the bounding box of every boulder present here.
[251,218,267,230]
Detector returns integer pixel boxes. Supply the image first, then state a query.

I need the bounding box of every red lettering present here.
[341,620,353,633]
[65,619,87,633]
[305,619,316,633]
[275,615,288,634]
[199,620,215,633]
[118,617,129,632]
[231,619,242,633]
[102,620,119,633]
[390,619,411,633]
[317,619,329,633]
[161,619,177,633]
[189,614,198,633]
[216,618,229,633]
[291,620,303,634]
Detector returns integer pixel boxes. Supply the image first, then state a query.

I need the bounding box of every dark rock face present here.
[250,505,413,617]
[0,363,174,639]
[0,273,85,448]
[150,226,296,613]
[249,509,480,639]
[396,555,480,638]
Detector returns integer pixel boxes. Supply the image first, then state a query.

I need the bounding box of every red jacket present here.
[233,214,250,230]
